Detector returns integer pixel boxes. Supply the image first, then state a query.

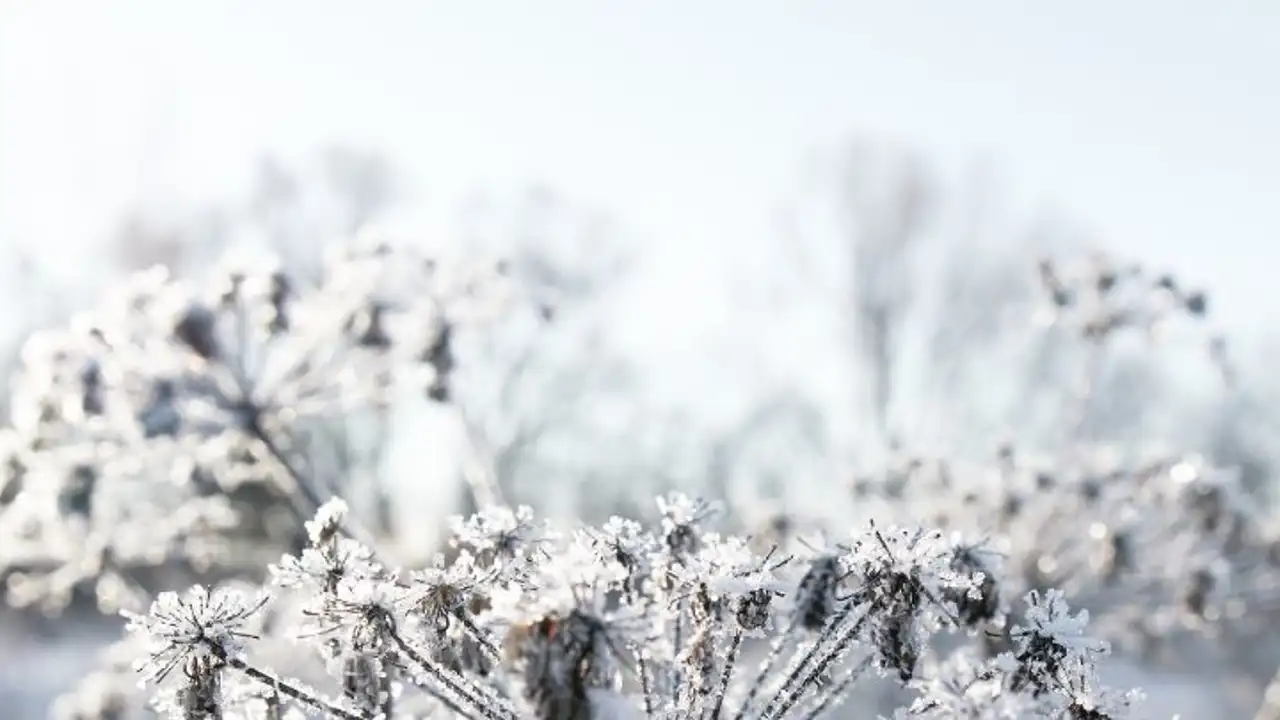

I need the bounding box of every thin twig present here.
[215,650,368,720]
[389,629,517,720]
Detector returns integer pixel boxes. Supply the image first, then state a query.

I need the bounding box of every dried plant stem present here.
[708,629,743,720]
[458,405,506,510]
[454,610,502,661]
[734,628,793,720]
[389,629,516,720]
[795,654,874,720]
[761,607,869,720]
[210,649,368,720]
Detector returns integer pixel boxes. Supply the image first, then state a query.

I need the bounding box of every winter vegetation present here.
[1,145,1278,719]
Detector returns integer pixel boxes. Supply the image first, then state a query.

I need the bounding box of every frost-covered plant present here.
[101,495,1135,719]
[5,237,1270,717]
[844,444,1279,665]
[830,256,1279,672]
[0,235,519,614]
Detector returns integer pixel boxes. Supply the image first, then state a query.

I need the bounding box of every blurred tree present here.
[774,139,1242,461]
[831,143,932,443]
[109,147,398,283]
[441,185,636,516]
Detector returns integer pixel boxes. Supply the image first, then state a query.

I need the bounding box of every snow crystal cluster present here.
[109,496,1137,719]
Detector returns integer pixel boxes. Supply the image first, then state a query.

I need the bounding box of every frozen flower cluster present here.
[103,495,1135,720]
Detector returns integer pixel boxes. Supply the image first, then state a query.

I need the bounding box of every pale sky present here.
[2,0,1279,351]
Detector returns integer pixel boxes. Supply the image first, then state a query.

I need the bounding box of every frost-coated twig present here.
[457,404,507,510]
[628,589,659,719]
[217,648,369,720]
[454,609,503,662]
[795,655,873,720]
[389,629,517,720]
[708,628,743,720]
[762,608,870,720]
[733,626,793,720]
[251,416,380,551]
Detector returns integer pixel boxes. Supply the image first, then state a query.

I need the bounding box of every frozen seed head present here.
[124,585,269,684]
[449,504,542,567]
[669,534,789,600]
[585,516,658,591]
[406,550,491,633]
[793,553,848,631]
[316,575,407,650]
[656,492,718,556]
[1018,589,1105,655]
[269,537,377,594]
[1008,589,1111,699]
[305,497,350,547]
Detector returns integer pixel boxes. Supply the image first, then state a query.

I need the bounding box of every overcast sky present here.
[2,1,1278,351]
